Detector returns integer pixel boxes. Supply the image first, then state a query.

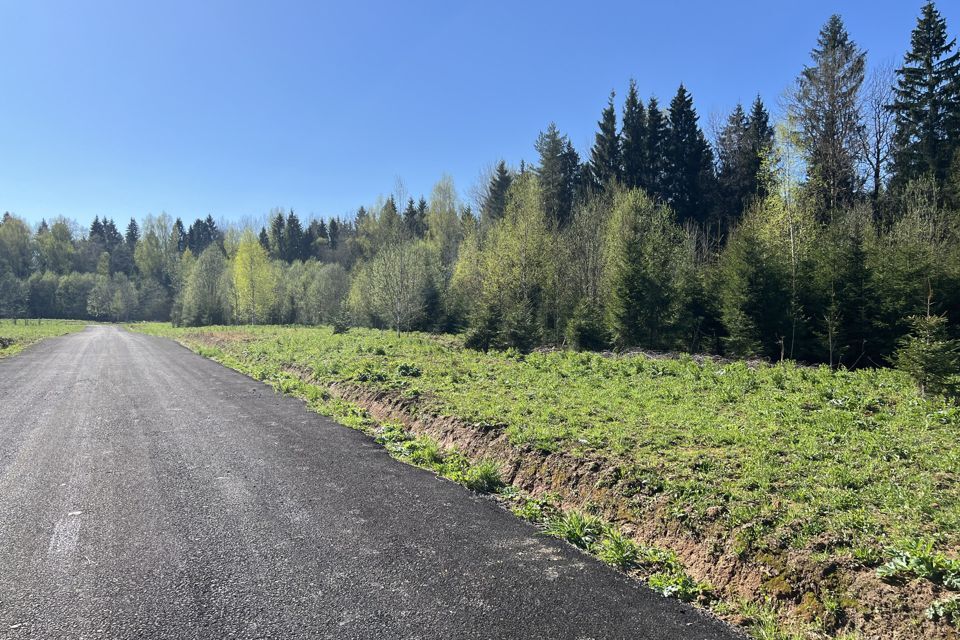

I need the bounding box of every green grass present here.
[0,319,87,358]
[463,460,505,493]
[131,322,960,561]
[130,321,960,635]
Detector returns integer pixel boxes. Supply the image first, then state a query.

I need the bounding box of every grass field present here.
[0,319,87,358]
[132,322,960,637]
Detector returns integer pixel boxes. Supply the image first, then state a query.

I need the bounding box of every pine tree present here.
[89,216,104,244]
[481,161,512,229]
[793,15,866,213]
[102,219,123,251]
[643,97,669,201]
[588,90,621,189]
[284,210,305,262]
[604,190,688,349]
[717,97,774,229]
[746,96,775,201]
[125,218,140,248]
[268,210,286,260]
[535,123,581,227]
[379,196,403,242]
[328,218,340,250]
[718,215,793,358]
[665,85,716,226]
[402,198,421,238]
[172,218,187,253]
[889,1,960,191]
[204,215,220,248]
[621,80,647,190]
[894,310,959,396]
[716,103,752,225]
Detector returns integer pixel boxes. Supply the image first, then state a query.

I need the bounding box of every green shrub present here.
[894,314,959,396]
[565,300,609,351]
[464,305,502,352]
[331,310,351,334]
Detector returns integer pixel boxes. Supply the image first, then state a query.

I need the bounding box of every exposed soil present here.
[324,381,954,640]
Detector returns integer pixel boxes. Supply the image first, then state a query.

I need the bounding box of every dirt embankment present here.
[323,382,952,640]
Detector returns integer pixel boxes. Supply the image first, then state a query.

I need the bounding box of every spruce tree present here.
[125,218,140,248]
[535,123,581,227]
[889,1,960,191]
[717,97,774,229]
[716,103,752,225]
[172,218,187,253]
[746,96,775,200]
[643,97,669,201]
[894,311,959,396]
[793,15,866,214]
[328,218,340,250]
[402,198,418,238]
[268,211,286,260]
[481,161,512,229]
[665,84,716,226]
[621,79,647,190]
[89,217,105,245]
[284,210,304,262]
[588,90,622,189]
[102,219,123,251]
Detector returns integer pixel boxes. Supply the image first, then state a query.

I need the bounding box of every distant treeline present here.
[2,5,960,368]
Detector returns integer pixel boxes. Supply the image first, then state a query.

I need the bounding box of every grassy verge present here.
[0,319,87,358]
[130,322,960,639]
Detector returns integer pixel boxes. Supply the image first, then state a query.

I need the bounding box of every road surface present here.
[0,325,739,639]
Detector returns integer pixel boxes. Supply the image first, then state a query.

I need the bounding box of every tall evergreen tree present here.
[328,218,340,250]
[102,219,123,251]
[889,1,960,192]
[643,97,669,201]
[125,218,140,248]
[268,210,286,260]
[402,198,421,238]
[746,95,775,201]
[588,90,622,189]
[665,84,716,226]
[717,103,752,225]
[535,123,581,227]
[717,97,774,228]
[89,217,105,246]
[793,14,866,214]
[481,161,513,229]
[284,210,305,262]
[172,218,187,253]
[621,80,647,190]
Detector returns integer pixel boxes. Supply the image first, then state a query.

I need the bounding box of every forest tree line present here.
[2,5,960,369]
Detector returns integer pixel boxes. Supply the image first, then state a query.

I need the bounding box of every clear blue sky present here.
[1,1,956,227]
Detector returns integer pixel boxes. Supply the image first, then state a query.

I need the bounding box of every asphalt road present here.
[0,325,739,640]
